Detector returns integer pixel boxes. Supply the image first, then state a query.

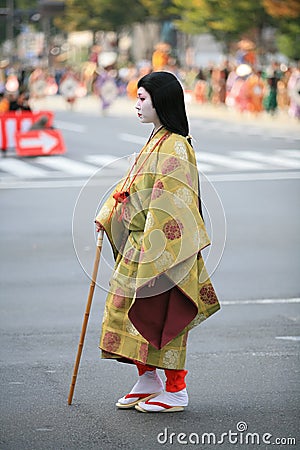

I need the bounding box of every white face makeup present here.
[136,87,161,128]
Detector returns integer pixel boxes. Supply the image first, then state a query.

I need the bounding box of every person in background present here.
[9,90,31,111]
[93,53,118,115]
[0,91,9,113]
[152,42,171,71]
[194,69,208,103]
[287,65,300,120]
[263,63,282,115]
[29,115,53,130]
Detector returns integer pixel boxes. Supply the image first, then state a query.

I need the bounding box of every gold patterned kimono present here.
[96,128,220,370]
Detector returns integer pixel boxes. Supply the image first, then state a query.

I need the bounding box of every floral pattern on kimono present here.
[96,128,220,369]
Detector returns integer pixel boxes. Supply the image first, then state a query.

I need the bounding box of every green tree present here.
[0,0,40,44]
[276,21,300,61]
[169,0,300,60]
[54,0,148,40]
[263,0,300,18]
[263,0,300,60]
[141,0,174,20]
[170,0,272,53]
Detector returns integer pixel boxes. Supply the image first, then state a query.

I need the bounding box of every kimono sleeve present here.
[95,182,126,260]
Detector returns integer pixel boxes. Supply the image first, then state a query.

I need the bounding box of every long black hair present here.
[138,71,204,220]
[137,71,189,138]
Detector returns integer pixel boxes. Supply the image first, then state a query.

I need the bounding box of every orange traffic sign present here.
[0,111,54,150]
[15,129,66,157]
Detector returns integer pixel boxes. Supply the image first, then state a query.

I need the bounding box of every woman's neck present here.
[151,124,164,138]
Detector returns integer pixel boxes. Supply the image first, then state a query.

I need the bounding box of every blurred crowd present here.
[187,61,300,119]
[0,41,300,119]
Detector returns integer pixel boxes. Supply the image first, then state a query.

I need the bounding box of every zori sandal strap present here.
[135,400,185,412]
[116,392,160,409]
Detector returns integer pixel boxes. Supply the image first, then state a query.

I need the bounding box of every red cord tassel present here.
[111,191,130,222]
[113,191,130,203]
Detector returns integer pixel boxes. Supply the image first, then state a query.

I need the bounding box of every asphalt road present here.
[0,100,299,449]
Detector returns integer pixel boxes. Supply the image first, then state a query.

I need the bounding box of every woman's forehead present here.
[137,87,149,96]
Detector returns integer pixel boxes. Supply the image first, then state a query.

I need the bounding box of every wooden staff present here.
[68,229,104,405]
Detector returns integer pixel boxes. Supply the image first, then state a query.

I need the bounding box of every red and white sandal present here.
[116,392,161,409]
[135,389,188,413]
[116,370,164,409]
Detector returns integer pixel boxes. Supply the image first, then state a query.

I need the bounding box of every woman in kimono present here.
[95,71,220,413]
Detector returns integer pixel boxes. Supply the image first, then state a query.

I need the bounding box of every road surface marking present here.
[189,118,300,140]
[206,171,300,182]
[85,154,129,169]
[1,169,300,188]
[36,428,54,432]
[275,336,300,341]
[196,151,265,170]
[194,154,214,171]
[276,149,300,159]
[233,150,300,169]
[222,298,300,305]
[1,148,300,185]
[0,179,89,189]
[34,156,99,176]
[0,159,48,178]
[0,176,119,189]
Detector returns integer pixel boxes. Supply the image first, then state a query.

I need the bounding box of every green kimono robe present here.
[96,128,220,370]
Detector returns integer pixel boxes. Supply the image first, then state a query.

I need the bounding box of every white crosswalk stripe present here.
[276,150,300,159]
[1,149,299,181]
[86,154,129,169]
[233,151,300,169]
[0,159,48,178]
[195,151,265,170]
[194,155,214,172]
[189,119,300,141]
[34,156,99,176]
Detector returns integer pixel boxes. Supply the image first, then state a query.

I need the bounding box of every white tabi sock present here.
[137,388,188,411]
[117,371,164,405]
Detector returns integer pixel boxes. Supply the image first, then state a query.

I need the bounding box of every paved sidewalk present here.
[31,94,300,132]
